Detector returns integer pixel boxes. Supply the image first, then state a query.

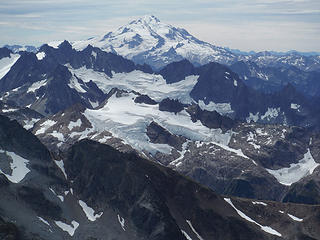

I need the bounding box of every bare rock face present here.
[159,98,185,114]
[186,104,235,130]
[146,121,186,150]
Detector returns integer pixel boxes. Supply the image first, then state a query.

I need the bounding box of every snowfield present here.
[0,54,20,80]
[266,149,319,186]
[0,150,30,183]
[68,66,199,104]
[83,92,233,155]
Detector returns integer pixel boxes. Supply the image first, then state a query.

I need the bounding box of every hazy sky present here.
[0,0,319,52]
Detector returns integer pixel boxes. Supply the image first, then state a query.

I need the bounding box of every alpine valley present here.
[0,15,320,240]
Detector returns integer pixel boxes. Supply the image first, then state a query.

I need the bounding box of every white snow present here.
[36,52,46,60]
[0,54,20,80]
[246,112,259,123]
[91,51,97,59]
[68,76,87,93]
[49,188,64,202]
[47,41,62,49]
[23,118,41,130]
[71,15,235,68]
[89,99,99,108]
[68,66,199,104]
[198,100,234,115]
[234,79,238,87]
[186,220,204,240]
[38,217,50,226]
[49,131,65,142]
[27,79,47,93]
[117,214,125,231]
[224,198,282,237]
[255,128,268,136]
[68,119,82,131]
[170,141,190,167]
[84,92,232,155]
[1,108,18,113]
[261,108,280,121]
[55,220,79,236]
[266,149,319,186]
[0,150,30,183]
[35,119,57,135]
[252,201,267,206]
[54,160,68,179]
[291,103,300,110]
[78,200,103,221]
[247,132,261,150]
[287,213,303,222]
[213,142,250,160]
[181,230,193,240]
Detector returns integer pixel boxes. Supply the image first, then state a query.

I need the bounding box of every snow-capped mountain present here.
[239,51,320,72]
[2,14,320,240]
[230,60,320,97]
[69,15,320,73]
[3,44,38,53]
[71,15,237,70]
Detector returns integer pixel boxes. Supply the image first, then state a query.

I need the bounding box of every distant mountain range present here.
[1,15,320,240]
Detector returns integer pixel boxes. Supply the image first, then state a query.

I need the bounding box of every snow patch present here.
[0,150,30,183]
[246,112,259,123]
[252,201,267,206]
[89,99,99,108]
[198,100,233,115]
[224,198,281,237]
[68,76,86,93]
[54,160,67,179]
[186,220,204,240]
[181,230,193,240]
[68,119,82,131]
[36,52,46,60]
[55,220,79,236]
[291,103,300,111]
[49,131,65,142]
[38,217,50,226]
[27,79,47,93]
[91,51,97,59]
[49,188,64,202]
[23,118,40,130]
[170,141,190,167]
[117,214,125,231]
[35,119,57,135]
[78,200,103,222]
[287,213,303,222]
[261,108,280,121]
[233,79,238,87]
[0,54,20,80]
[266,149,319,186]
